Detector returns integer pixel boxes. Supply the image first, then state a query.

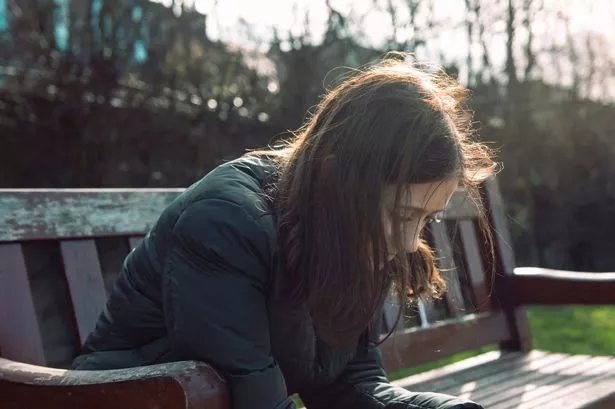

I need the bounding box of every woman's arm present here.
[163,198,294,409]
[300,333,483,409]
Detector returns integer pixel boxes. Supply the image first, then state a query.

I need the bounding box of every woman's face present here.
[382,179,458,261]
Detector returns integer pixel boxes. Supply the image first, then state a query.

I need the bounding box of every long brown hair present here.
[251,52,495,347]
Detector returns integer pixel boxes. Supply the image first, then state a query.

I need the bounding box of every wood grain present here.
[393,350,615,409]
[459,219,491,312]
[0,245,46,365]
[380,312,511,373]
[0,358,229,409]
[60,241,107,346]
[0,189,181,242]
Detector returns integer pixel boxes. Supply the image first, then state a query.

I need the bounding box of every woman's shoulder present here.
[164,155,278,264]
[183,155,276,220]
[145,154,278,273]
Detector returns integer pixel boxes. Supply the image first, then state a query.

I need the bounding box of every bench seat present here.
[394,350,615,409]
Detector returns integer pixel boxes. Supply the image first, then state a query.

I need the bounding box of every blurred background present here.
[1,0,615,273]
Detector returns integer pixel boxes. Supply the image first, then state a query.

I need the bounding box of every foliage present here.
[1,0,615,271]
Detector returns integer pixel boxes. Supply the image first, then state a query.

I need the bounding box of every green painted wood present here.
[0,189,182,242]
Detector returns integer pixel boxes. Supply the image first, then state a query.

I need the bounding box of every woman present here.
[73,54,495,409]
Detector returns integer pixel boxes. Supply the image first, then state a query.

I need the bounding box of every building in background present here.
[0,0,7,32]
[1,0,209,66]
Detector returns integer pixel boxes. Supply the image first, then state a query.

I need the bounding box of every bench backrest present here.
[0,189,180,367]
[0,180,530,371]
[379,178,532,372]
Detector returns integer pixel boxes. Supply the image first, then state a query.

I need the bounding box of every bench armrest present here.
[0,357,229,409]
[509,267,615,306]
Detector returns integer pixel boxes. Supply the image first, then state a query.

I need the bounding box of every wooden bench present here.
[0,180,613,409]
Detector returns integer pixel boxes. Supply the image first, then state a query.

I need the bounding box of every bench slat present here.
[0,244,46,365]
[0,189,478,242]
[382,295,401,333]
[61,240,107,346]
[399,351,556,394]
[381,312,511,373]
[394,351,615,409]
[431,223,466,318]
[509,268,615,305]
[0,189,181,242]
[440,352,575,399]
[522,379,615,409]
[416,299,439,327]
[459,220,491,312]
[487,355,615,409]
[484,178,533,351]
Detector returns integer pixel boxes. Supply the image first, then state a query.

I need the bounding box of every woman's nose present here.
[404,225,421,253]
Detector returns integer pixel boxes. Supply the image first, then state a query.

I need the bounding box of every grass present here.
[526,305,615,356]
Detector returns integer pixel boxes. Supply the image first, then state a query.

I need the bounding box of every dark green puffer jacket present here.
[72,156,482,409]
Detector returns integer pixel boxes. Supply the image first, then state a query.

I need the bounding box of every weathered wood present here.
[446,352,585,401]
[510,267,615,305]
[23,242,82,368]
[393,350,615,409]
[393,350,534,391]
[0,189,182,242]
[459,220,491,312]
[380,312,511,373]
[0,188,477,243]
[430,222,466,318]
[542,391,615,409]
[60,240,107,345]
[419,231,444,325]
[2,179,612,409]
[483,179,516,273]
[483,354,615,409]
[416,299,438,327]
[0,244,46,365]
[0,358,229,409]
[483,178,533,352]
[382,295,402,333]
